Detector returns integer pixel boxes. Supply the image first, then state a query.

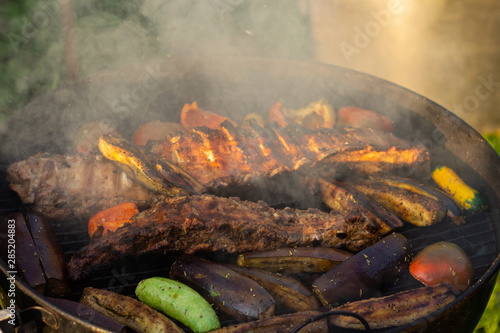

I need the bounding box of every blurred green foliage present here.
[474,275,500,333]
[483,132,500,154]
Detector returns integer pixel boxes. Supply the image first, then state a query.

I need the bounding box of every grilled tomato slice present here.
[409,241,473,292]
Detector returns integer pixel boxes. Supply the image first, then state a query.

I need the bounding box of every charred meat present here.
[6,153,156,220]
[67,194,380,281]
[149,122,430,187]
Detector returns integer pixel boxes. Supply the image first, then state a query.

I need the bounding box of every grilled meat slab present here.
[67,194,380,281]
[150,123,430,186]
[6,153,156,220]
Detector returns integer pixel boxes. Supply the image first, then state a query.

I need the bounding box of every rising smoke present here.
[0,0,313,162]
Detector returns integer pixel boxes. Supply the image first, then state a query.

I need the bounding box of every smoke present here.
[0,0,313,162]
[71,0,312,77]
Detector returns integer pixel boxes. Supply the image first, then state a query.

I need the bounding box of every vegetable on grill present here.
[268,99,336,129]
[1,213,46,294]
[337,106,394,132]
[236,246,353,274]
[170,255,276,323]
[88,202,139,238]
[1,212,69,296]
[224,264,320,312]
[181,102,237,129]
[312,233,411,307]
[319,178,403,235]
[409,241,474,292]
[348,177,447,227]
[132,121,185,146]
[25,212,70,296]
[135,276,220,333]
[80,287,183,333]
[329,284,457,329]
[431,165,488,213]
[371,175,465,225]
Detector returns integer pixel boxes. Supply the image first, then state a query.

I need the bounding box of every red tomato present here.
[268,99,336,129]
[409,242,473,292]
[181,102,236,129]
[132,121,185,146]
[88,202,139,238]
[73,122,120,154]
[268,101,288,127]
[337,106,394,132]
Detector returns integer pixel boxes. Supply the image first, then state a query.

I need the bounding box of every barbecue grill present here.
[1,57,499,332]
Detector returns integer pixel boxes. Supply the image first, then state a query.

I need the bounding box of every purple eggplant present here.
[312,233,411,307]
[1,213,46,293]
[25,212,70,296]
[224,264,320,312]
[237,247,353,274]
[170,255,275,322]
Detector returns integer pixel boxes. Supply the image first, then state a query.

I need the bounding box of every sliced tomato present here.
[269,99,336,129]
[268,101,288,127]
[409,241,473,292]
[73,122,120,154]
[132,121,185,146]
[337,106,394,132]
[180,102,236,129]
[88,202,139,238]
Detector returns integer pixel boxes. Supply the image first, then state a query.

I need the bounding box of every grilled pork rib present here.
[67,194,380,281]
[150,123,430,186]
[6,153,156,220]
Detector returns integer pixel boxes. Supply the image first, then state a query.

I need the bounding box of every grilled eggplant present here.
[47,297,127,333]
[224,264,320,312]
[25,212,70,296]
[211,311,325,333]
[371,175,465,225]
[312,233,411,307]
[80,287,184,333]
[170,255,276,322]
[1,213,46,294]
[318,178,403,234]
[236,247,353,274]
[330,284,457,329]
[98,134,205,196]
[348,178,447,227]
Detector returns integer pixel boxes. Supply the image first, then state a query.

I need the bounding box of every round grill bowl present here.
[1,57,499,332]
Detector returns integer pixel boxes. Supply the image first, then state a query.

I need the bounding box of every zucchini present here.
[431,165,487,212]
[135,277,220,333]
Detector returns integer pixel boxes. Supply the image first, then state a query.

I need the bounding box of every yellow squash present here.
[431,165,487,212]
